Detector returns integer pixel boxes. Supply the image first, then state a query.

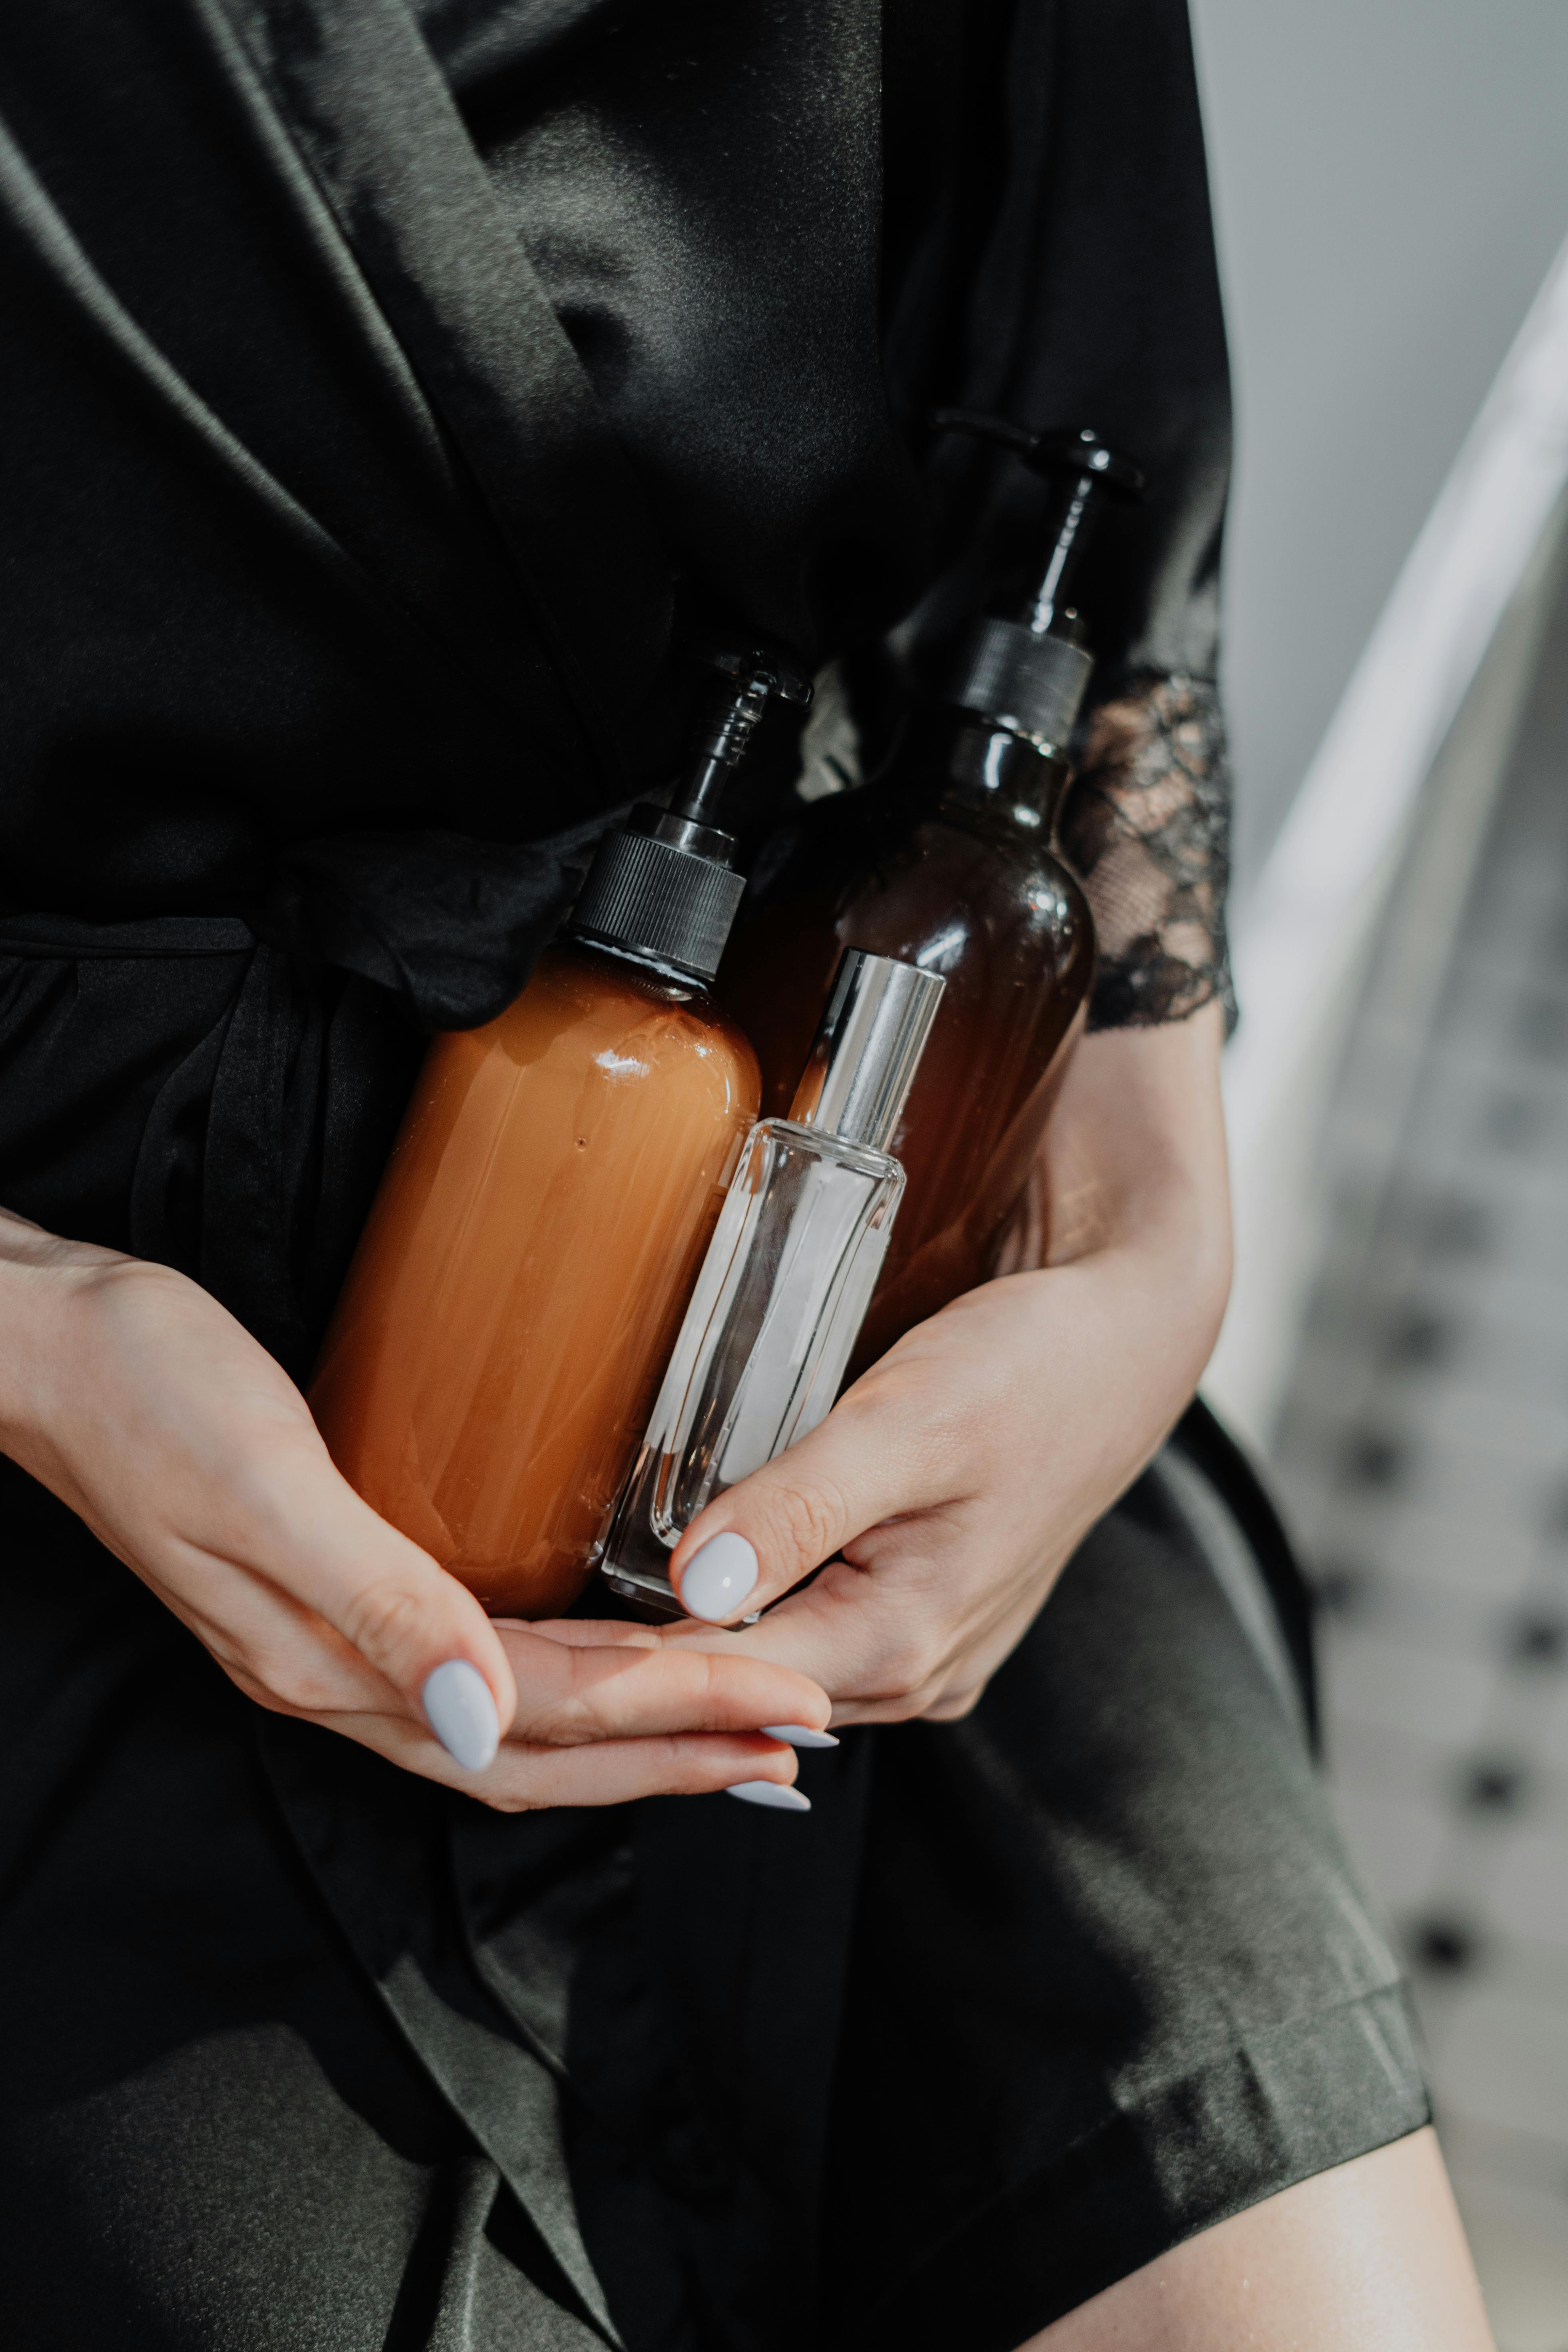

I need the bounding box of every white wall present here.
[1190,0,1568,893]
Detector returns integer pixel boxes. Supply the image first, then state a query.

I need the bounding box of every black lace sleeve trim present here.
[1061,673,1237,1034]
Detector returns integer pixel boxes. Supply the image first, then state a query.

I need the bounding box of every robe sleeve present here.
[882,0,1235,1029]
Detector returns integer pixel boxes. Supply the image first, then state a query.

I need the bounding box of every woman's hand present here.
[658,1005,1232,1722]
[0,1213,828,1805]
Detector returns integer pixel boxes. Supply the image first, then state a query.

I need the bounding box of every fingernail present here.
[680,1530,759,1622]
[726,1780,811,1811]
[762,1724,840,1749]
[423,1660,500,1772]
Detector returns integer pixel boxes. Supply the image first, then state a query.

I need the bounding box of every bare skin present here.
[658,1005,1235,1719]
[0,1002,1492,2334]
[0,1211,831,1808]
[1021,2129,1495,2351]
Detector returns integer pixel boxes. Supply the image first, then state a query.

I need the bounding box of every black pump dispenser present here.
[570,648,812,981]
[934,416,1145,754]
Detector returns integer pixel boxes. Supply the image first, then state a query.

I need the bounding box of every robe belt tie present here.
[0,816,616,1374]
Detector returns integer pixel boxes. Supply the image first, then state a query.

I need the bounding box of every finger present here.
[490,1615,663,1650]
[149,1572,830,1792]
[493,1610,848,1724]
[187,1428,519,1770]
[666,1386,960,1626]
[656,1552,946,1721]
[668,1503,1076,1727]
[489,1732,804,1811]
[310,1711,806,1811]
[492,1624,833,1747]
[497,1619,837,1749]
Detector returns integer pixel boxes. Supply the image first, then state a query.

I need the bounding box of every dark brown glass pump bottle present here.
[719,421,1143,1368]
[311,650,811,1618]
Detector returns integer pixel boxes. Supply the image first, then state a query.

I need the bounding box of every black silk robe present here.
[0,0,1233,1374]
[0,8,1427,2348]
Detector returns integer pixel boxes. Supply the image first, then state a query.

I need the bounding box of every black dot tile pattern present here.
[1456,1759,1530,1815]
[1384,1307,1454,1371]
[1265,555,1568,2336]
[1508,1614,1568,1669]
[1408,1915,1486,1977]
[1314,1561,1377,1620]
[1338,1430,1410,1492]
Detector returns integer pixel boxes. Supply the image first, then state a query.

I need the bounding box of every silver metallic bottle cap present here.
[787,951,946,1152]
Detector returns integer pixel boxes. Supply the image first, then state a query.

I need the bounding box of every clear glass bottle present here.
[598,950,944,1614]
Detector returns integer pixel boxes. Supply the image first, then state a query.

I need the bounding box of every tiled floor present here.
[1270,573,1568,2349]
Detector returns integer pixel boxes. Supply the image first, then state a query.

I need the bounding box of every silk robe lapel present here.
[215,0,673,787]
[0,102,475,703]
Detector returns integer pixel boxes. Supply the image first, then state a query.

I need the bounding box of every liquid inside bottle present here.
[720,420,1141,1366]
[311,942,758,1616]
[722,718,1091,1368]
[310,644,811,1618]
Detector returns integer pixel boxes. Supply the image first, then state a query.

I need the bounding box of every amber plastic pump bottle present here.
[311,649,812,1617]
[720,420,1143,1367]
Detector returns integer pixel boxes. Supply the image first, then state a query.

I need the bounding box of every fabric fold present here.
[254,808,620,1030]
[0,911,419,1377]
[217,0,674,784]
[0,785,614,1374]
[0,96,492,710]
[256,1714,625,2348]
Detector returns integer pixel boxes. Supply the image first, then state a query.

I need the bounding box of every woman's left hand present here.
[656,1006,1233,1723]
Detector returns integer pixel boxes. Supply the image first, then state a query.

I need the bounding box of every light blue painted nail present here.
[726,1780,810,1811]
[681,1531,759,1622]
[423,1660,500,1772]
[761,1724,840,1749]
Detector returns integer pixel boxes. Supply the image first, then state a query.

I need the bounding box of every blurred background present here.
[1189,3,1568,2343]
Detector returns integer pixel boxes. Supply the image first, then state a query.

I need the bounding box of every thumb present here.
[668,1394,920,1626]
[246,1436,520,1773]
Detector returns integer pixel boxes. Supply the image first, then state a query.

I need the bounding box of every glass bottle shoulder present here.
[784,718,1087,911]
[477,940,759,1110]
[746,1113,901,1185]
[814,806,1091,982]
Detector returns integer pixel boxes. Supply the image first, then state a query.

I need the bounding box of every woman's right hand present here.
[0,1210,827,1808]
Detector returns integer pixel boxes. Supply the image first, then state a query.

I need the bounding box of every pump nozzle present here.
[930,415,1145,638]
[672,646,814,828]
[568,644,812,983]
[930,415,1145,750]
